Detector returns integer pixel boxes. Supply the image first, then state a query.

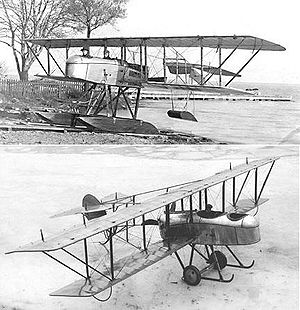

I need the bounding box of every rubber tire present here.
[183,265,201,286]
[208,251,227,270]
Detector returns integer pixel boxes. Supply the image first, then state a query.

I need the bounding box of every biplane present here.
[6,156,278,302]
[27,35,285,134]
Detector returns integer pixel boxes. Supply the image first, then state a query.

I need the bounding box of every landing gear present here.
[175,244,255,286]
[208,250,227,270]
[183,265,201,286]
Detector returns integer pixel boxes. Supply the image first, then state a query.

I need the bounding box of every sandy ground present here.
[1,93,300,145]
[0,130,213,145]
[0,145,298,310]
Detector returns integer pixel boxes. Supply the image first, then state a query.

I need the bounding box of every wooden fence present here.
[0,79,85,99]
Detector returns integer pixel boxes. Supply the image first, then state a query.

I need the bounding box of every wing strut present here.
[222,181,225,212]
[225,47,261,86]
[235,171,251,206]
[26,42,49,77]
[203,38,245,85]
[109,228,114,280]
[46,47,66,76]
[43,251,87,279]
[257,160,276,203]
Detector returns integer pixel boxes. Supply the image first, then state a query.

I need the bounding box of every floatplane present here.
[27,35,286,134]
[7,157,278,301]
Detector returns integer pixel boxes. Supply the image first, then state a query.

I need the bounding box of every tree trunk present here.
[19,70,29,81]
[87,25,91,38]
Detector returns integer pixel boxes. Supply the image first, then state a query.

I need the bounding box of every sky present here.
[1,0,300,84]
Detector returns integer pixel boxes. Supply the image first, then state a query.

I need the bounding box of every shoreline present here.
[0,129,216,144]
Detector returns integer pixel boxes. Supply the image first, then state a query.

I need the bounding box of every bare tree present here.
[0,0,69,81]
[64,0,128,38]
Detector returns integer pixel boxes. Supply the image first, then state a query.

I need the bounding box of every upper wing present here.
[7,157,278,254]
[27,35,285,51]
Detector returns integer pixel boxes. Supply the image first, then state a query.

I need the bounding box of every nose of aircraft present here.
[241,215,259,228]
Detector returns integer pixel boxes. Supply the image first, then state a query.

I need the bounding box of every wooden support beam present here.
[83,238,90,280]
[109,228,114,279]
[144,43,148,81]
[26,42,48,76]
[134,88,141,119]
[132,196,136,226]
[163,45,167,83]
[225,47,261,86]
[257,161,275,202]
[121,89,135,119]
[199,191,202,210]
[123,45,127,61]
[47,48,50,75]
[189,244,195,265]
[125,203,129,242]
[222,182,225,212]
[204,188,208,207]
[232,177,236,206]
[204,38,245,85]
[43,251,86,279]
[200,39,204,85]
[142,214,147,252]
[65,47,69,60]
[165,204,170,249]
[219,46,222,86]
[189,195,193,223]
[139,45,143,80]
[254,168,258,203]
[235,171,250,205]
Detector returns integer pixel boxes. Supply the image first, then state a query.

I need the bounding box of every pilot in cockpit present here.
[104,50,111,59]
[205,204,213,212]
[81,47,92,58]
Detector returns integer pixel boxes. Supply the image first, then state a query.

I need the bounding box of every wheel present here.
[183,265,201,286]
[208,251,227,270]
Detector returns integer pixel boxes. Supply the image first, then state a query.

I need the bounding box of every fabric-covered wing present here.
[36,74,86,83]
[27,35,285,51]
[166,62,240,76]
[6,157,278,254]
[144,82,251,95]
[229,198,269,214]
[50,238,192,297]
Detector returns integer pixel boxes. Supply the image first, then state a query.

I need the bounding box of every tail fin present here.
[82,194,107,220]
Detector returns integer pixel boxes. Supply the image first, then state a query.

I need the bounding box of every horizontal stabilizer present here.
[50,207,84,218]
[50,192,131,218]
[230,198,269,214]
[167,62,240,77]
[144,82,253,95]
[50,238,192,297]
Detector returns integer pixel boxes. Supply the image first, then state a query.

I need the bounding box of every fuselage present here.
[66,55,142,86]
[158,210,260,246]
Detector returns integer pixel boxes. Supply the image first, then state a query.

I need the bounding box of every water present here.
[134,82,300,144]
